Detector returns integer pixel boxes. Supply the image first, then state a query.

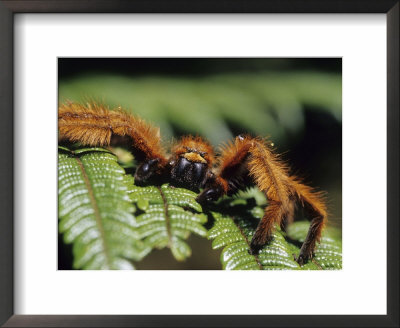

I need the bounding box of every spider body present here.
[59,102,327,266]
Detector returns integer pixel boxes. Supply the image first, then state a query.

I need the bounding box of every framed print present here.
[56,57,343,272]
[0,1,398,327]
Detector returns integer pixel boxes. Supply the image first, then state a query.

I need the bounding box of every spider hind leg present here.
[200,135,327,265]
[250,199,296,256]
[249,199,295,255]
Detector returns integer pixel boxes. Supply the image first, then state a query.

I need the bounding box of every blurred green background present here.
[58,58,342,270]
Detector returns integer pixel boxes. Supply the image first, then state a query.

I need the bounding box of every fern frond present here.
[58,146,150,269]
[127,182,207,261]
[207,199,342,270]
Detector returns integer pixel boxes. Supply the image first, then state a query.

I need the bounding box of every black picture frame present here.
[0,1,398,327]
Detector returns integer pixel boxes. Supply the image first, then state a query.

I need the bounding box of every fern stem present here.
[234,218,263,270]
[75,156,112,269]
[157,186,173,248]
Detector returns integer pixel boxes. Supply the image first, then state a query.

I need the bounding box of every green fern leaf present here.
[207,199,342,270]
[127,183,207,261]
[58,146,150,269]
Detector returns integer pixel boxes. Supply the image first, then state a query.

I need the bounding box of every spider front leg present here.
[134,158,164,184]
[58,101,169,184]
[196,175,227,203]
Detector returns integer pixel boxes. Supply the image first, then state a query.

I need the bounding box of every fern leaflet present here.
[127,182,207,261]
[58,146,150,269]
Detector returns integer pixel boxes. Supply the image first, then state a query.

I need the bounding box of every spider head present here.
[169,136,214,190]
[170,152,209,190]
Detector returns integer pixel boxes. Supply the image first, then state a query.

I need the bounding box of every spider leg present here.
[279,201,295,232]
[249,200,282,254]
[197,135,293,252]
[196,134,252,203]
[209,135,293,250]
[291,181,327,265]
[248,138,327,264]
[135,158,164,184]
[58,102,169,183]
[200,135,327,265]
[196,175,227,203]
[251,198,296,255]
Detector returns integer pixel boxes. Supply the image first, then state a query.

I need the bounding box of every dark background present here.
[59,58,341,77]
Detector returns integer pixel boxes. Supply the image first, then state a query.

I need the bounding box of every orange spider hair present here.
[198,135,327,265]
[171,135,215,167]
[58,102,168,168]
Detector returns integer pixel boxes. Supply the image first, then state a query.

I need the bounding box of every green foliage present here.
[58,146,150,269]
[207,197,342,270]
[59,71,341,146]
[127,182,207,261]
[58,146,342,270]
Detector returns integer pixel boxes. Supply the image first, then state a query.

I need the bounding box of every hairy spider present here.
[59,102,327,265]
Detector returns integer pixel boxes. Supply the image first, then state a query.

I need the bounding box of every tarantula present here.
[58,102,327,265]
